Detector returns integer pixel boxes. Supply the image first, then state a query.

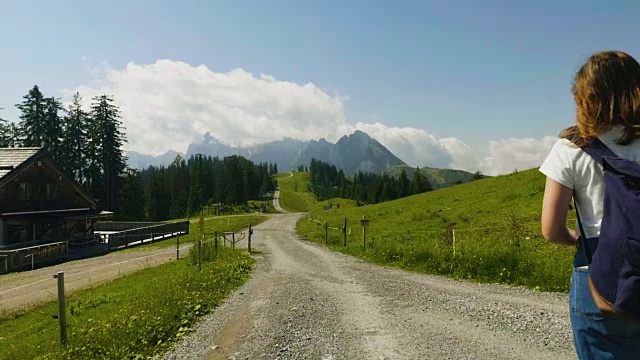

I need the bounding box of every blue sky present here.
[1,0,639,173]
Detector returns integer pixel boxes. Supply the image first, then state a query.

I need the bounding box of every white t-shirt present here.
[539,126,640,238]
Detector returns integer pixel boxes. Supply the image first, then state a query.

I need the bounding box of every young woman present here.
[540,50,640,358]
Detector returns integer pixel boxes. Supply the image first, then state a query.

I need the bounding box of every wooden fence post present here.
[248,224,252,254]
[25,254,34,271]
[151,232,154,243]
[232,233,236,250]
[363,226,367,251]
[214,231,218,253]
[343,217,347,247]
[198,240,202,272]
[452,229,456,257]
[54,271,67,346]
[360,215,370,251]
[324,221,328,245]
[176,235,180,260]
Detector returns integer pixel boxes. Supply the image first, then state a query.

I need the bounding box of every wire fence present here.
[300,211,583,253]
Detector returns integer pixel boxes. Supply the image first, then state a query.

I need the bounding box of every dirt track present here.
[0,241,194,314]
[164,211,577,360]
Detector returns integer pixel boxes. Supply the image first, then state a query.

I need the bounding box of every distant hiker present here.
[540,51,640,359]
[540,50,640,359]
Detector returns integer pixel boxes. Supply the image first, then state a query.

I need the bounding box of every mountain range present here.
[126,130,477,187]
[127,130,407,176]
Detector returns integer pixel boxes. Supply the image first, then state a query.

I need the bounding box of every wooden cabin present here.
[0,148,112,251]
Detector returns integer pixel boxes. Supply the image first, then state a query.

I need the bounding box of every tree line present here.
[125,154,278,221]
[308,158,433,205]
[0,85,126,211]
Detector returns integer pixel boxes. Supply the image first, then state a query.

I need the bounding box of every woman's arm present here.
[541,177,579,246]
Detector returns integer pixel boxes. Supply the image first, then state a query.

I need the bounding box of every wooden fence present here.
[106,221,190,250]
[94,221,163,232]
[0,241,68,274]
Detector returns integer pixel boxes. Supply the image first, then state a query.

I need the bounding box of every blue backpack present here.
[573,137,640,320]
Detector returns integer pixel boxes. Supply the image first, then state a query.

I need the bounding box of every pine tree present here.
[83,110,102,201]
[188,154,205,213]
[5,122,23,147]
[43,97,64,164]
[242,160,255,203]
[0,115,7,147]
[117,168,145,220]
[146,168,163,221]
[63,93,87,182]
[411,167,433,194]
[168,155,189,219]
[398,169,410,197]
[90,94,127,211]
[259,171,271,196]
[16,85,46,147]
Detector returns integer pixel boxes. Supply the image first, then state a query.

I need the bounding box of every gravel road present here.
[272,190,288,213]
[163,212,576,360]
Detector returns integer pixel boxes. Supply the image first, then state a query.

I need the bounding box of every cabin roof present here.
[0,147,99,210]
[0,148,41,179]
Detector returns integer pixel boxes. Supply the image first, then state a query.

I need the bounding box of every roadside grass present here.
[247,200,278,214]
[297,168,576,292]
[0,247,253,360]
[122,215,268,252]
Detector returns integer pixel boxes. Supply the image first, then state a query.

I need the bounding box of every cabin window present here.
[46,183,57,200]
[19,183,31,201]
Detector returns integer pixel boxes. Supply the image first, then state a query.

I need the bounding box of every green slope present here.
[276,172,317,212]
[298,168,576,292]
[383,165,479,189]
[277,172,358,213]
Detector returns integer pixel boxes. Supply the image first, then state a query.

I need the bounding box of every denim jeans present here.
[570,238,640,359]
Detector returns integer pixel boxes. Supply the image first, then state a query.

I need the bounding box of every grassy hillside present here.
[383,165,478,189]
[298,168,576,292]
[276,172,318,212]
[277,172,359,213]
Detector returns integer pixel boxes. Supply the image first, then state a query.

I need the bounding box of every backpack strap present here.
[573,195,592,265]
[564,136,617,266]
[580,137,618,164]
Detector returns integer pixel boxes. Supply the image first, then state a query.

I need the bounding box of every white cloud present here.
[64,60,349,155]
[479,136,558,176]
[64,59,558,175]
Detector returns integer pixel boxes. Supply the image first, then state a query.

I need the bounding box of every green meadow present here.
[0,247,252,360]
[285,168,576,292]
[276,172,318,212]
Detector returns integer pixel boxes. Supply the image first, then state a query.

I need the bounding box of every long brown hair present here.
[561,51,640,147]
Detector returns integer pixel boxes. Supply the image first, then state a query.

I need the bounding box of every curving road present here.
[164,212,576,360]
[272,190,289,214]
